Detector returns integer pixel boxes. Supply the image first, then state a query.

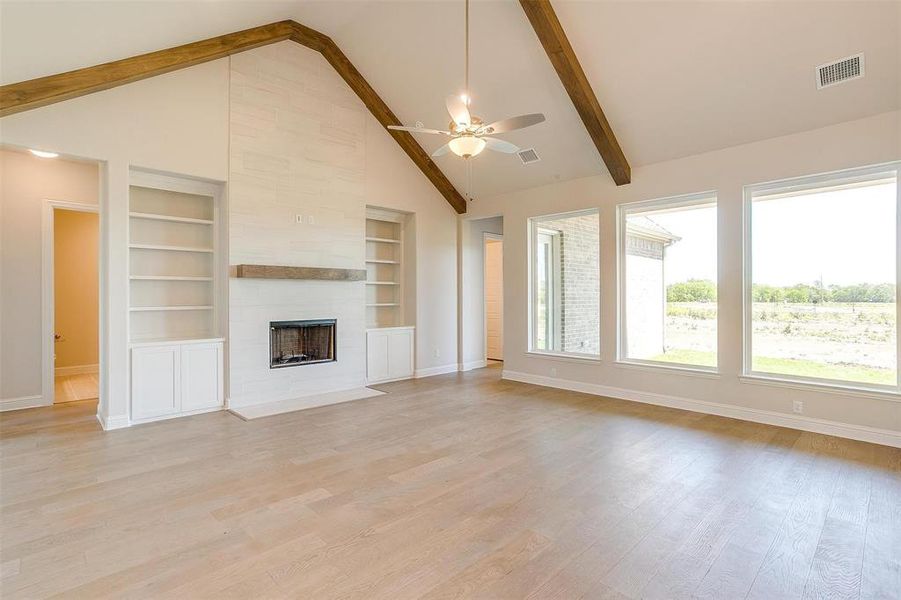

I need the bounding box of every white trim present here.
[742,162,901,395]
[55,363,99,377]
[483,231,503,362]
[616,191,718,365]
[502,370,901,448]
[96,413,130,430]
[0,395,45,412]
[414,363,459,378]
[525,350,600,364]
[43,199,101,409]
[613,360,720,379]
[129,169,222,197]
[739,374,900,402]
[527,208,600,355]
[459,359,488,371]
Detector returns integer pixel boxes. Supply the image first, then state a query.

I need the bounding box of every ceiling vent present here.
[518,148,540,165]
[816,53,864,89]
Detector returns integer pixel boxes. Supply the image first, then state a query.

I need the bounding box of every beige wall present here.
[466,110,901,441]
[0,150,99,400]
[53,208,99,370]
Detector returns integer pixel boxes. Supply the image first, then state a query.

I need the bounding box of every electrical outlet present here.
[792,400,804,414]
[433,348,440,358]
[550,367,557,377]
[295,214,303,224]
[307,215,315,225]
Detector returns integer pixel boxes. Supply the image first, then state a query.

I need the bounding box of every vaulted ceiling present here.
[2,1,898,199]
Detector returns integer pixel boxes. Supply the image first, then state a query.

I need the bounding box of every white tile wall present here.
[229,42,368,406]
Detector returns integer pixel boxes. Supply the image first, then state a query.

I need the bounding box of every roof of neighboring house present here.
[626,216,681,245]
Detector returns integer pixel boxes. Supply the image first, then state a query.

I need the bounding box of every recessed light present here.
[29,149,59,159]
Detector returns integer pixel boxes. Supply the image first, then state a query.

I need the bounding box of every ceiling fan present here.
[387,0,546,161]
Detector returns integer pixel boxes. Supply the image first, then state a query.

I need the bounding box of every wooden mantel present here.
[231,264,367,281]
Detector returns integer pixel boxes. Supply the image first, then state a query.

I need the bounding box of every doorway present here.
[46,204,100,404]
[484,234,503,362]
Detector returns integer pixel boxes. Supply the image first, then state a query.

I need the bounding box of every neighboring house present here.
[625,216,680,358]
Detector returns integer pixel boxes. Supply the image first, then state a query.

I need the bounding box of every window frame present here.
[742,162,901,395]
[527,208,601,359]
[616,191,719,373]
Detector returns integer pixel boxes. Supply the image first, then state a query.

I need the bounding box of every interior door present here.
[485,238,504,361]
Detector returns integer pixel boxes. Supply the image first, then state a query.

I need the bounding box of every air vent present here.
[816,53,864,89]
[518,148,540,165]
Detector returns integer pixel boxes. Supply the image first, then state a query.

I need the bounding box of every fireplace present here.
[270,319,336,368]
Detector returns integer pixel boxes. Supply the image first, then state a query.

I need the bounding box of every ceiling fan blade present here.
[480,113,546,135]
[431,142,452,157]
[387,125,452,136]
[445,95,471,128]
[482,137,521,154]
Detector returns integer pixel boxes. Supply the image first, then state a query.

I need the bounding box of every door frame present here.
[483,232,503,362]
[42,199,101,406]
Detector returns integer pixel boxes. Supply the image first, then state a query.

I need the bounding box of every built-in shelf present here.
[130,305,214,312]
[129,243,214,253]
[366,259,400,264]
[130,275,213,281]
[365,237,401,244]
[366,281,399,286]
[367,303,400,307]
[129,211,214,225]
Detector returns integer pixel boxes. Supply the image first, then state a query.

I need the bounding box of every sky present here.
[633,181,897,287]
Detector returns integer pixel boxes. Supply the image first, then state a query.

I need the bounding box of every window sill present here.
[614,360,720,379]
[525,350,601,364]
[739,373,901,402]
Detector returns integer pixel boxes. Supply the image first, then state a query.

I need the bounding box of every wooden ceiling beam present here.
[519,0,631,185]
[0,20,468,213]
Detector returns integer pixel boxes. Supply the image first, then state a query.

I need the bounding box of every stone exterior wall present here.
[625,235,666,358]
[541,212,600,355]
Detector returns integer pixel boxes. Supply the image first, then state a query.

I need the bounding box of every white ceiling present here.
[2,1,898,199]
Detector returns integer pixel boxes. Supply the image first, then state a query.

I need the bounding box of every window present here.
[529,209,599,356]
[745,164,899,392]
[619,193,718,369]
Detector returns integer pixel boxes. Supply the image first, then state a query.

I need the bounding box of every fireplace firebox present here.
[269,319,336,368]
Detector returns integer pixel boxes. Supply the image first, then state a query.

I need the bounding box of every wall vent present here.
[518,148,540,165]
[816,53,864,89]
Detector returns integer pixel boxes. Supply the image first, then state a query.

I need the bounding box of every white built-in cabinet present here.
[365,208,415,383]
[131,341,224,422]
[366,326,414,383]
[128,170,226,424]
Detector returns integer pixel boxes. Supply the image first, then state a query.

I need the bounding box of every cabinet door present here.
[131,345,180,420]
[180,342,223,412]
[387,329,414,380]
[367,331,390,382]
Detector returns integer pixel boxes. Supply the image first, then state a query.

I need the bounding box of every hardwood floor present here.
[54,373,99,404]
[1,366,898,599]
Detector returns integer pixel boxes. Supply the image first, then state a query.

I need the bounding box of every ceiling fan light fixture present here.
[448,136,486,158]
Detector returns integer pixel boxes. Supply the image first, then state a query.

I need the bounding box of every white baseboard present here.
[502,369,901,449]
[96,412,130,430]
[459,359,488,372]
[0,395,47,412]
[415,363,460,378]
[55,363,99,377]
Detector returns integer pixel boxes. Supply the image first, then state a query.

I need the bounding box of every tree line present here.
[666,279,896,303]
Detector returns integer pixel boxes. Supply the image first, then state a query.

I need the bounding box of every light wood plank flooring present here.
[1,366,899,599]
[54,373,99,404]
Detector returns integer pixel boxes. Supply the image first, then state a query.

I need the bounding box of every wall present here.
[0,150,99,404]
[466,110,901,443]
[0,60,230,424]
[625,236,666,359]
[460,217,503,369]
[53,208,99,371]
[1,40,460,420]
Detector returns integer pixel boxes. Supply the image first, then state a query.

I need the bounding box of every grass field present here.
[651,348,896,385]
[656,301,897,386]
